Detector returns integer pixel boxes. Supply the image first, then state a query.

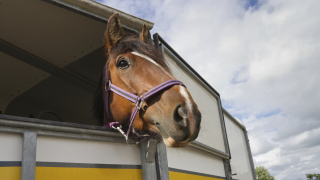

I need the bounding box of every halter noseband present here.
[102,64,185,144]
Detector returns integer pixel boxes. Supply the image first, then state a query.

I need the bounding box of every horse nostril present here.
[174,106,188,128]
[177,107,187,119]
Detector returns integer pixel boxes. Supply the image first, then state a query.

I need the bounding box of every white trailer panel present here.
[36,136,141,165]
[224,112,255,180]
[0,132,23,161]
[165,53,226,153]
[0,132,23,180]
[167,146,226,179]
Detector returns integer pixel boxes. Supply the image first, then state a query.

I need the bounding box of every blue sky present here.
[246,0,259,9]
[95,0,320,179]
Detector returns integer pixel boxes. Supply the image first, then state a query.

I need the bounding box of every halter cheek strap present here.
[102,65,186,144]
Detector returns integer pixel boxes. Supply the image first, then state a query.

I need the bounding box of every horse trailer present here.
[0,0,256,180]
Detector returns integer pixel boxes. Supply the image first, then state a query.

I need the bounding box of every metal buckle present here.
[105,80,111,91]
[112,125,127,139]
[138,100,144,110]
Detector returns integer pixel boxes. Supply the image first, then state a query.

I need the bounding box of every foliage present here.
[306,173,320,180]
[255,166,275,180]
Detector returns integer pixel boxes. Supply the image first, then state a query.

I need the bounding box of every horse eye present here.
[118,60,130,69]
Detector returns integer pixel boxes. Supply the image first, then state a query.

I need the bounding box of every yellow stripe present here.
[0,167,21,180]
[169,171,225,180]
[35,167,142,180]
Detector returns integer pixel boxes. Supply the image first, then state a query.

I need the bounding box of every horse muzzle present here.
[158,104,201,147]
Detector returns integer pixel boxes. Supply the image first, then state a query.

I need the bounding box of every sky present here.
[96,0,320,179]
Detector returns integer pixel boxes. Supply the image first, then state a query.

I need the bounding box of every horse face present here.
[104,14,201,147]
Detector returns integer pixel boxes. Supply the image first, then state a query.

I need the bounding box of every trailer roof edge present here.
[222,107,246,130]
[52,0,154,31]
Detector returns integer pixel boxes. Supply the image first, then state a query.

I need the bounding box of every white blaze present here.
[180,86,192,108]
[132,51,159,66]
[131,51,174,78]
[132,51,191,107]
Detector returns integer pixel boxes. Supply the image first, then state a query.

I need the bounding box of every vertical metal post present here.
[217,97,231,157]
[155,142,170,180]
[223,159,232,180]
[21,132,37,180]
[217,97,232,179]
[140,140,158,180]
[244,131,257,180]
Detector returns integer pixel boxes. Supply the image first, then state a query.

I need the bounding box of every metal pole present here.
[140,140,158,180]
[21,132,37,180]
[155,142,170,180]
[244,131,257,180]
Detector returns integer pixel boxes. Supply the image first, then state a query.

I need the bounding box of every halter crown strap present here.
[103,66,186,144]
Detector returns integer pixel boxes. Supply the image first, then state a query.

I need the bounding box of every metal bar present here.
[21,132,37,180]
[217,98,231,158]
[155,142,170,180]
[0,126,132,144]
[189,141,229,159]
[0,38,98,93]
[244,130,257,180]
[153,33,220,98]
[217,97,232,179]
[0,115,122,137]
[223,159,232,180]
[0,119,122,138]
[145,139,158,163]
[0,114,115,132]
[140,140,158,180]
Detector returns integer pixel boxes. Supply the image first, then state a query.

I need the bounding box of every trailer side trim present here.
[169,167,226,180]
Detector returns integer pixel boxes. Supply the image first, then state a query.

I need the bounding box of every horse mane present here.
[93,35,170,125]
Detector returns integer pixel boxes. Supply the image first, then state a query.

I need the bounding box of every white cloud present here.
[98,0,320,179]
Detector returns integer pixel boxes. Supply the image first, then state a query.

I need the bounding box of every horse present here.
[94,13,201,147]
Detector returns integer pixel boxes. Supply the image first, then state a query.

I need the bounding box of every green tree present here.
[306,173,320,180]
[255,166,275,180]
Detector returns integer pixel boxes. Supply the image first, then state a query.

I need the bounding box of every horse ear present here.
[140,24,152,45]
[105,13,124,51]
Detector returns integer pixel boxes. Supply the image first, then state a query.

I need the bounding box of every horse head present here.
[97,13,201,147]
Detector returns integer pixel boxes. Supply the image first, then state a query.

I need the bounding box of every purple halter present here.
[102,64,185,144]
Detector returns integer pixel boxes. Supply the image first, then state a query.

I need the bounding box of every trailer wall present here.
[223,110,256,180]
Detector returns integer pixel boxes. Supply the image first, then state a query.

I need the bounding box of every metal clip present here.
[112,125,127,139]
[105,80,111,91]
[138,100,144,110]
